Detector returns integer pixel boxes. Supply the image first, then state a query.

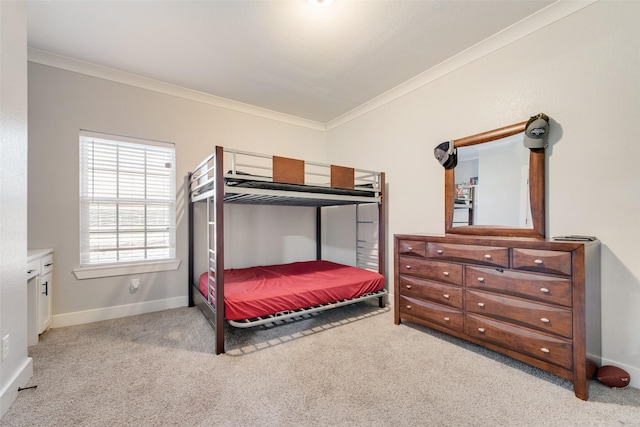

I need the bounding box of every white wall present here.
[27,63,326,325]
[0,1,33,416]
[193,204,319,278]
[326,1,640,388]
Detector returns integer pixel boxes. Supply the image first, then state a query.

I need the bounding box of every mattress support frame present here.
[227,289,387,328]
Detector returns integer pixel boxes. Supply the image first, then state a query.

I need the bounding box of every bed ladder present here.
[356,203,380,272]
[356,187,386,309]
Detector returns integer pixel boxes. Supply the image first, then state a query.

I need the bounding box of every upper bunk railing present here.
[189,147,384,206]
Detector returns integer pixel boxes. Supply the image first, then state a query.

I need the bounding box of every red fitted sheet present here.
[199,260,385,321]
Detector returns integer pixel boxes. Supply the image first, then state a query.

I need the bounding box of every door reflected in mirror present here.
[453,132,532,229]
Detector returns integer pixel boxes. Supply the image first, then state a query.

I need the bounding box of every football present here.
[596,365,631,388]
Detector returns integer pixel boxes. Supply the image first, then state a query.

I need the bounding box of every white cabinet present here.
[27,249,53,345]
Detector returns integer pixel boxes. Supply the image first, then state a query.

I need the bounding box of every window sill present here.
[73,259,181,280]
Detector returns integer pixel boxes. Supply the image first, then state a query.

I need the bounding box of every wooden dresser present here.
[394,234,601,400]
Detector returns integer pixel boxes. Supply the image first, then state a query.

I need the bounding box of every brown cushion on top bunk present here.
[273,156,304,185]
[330,165,355,190]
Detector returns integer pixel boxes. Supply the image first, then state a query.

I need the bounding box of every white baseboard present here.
[599,357,639,390]
[1,357,33,418]
[52,296,189,328]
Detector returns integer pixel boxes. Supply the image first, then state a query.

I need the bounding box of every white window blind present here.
[79,131,176,266]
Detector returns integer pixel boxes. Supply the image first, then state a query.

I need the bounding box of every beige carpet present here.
[2,302,639,426]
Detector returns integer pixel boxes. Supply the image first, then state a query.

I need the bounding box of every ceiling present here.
[26,1,555,125]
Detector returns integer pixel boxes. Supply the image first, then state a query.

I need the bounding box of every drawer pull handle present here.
[540,317,550,323]
[477,328,485,333]
[444,317,450,322]
[443,271,449,277]
[44,262,53,267]
[477,302,485,307]
[27,269,36,274]
[484,254,492,259]
[540,348,550,353]
[540,287,550,293]
[406,305,412,310]
[405,285,412,290]
[534,259,543,265]
[477,277,485,283]
[443,294,450,299]
[437,249,444,255]
[407,246,413,251]
[406,265,412,270]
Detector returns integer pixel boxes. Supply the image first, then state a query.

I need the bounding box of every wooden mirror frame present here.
[445,120,546,239]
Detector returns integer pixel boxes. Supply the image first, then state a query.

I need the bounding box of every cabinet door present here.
[38,271,52,334]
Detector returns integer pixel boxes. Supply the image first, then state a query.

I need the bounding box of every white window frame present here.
[73,130,179,279]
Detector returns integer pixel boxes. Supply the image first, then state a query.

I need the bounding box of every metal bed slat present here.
[223,186,380,204]
[227,290,388,328]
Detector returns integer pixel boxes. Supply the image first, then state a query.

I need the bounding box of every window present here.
[79,131,176,267]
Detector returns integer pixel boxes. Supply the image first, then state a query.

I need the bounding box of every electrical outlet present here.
[2,335,9,360]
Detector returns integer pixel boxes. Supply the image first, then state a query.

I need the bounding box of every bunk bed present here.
[188,146,387,354]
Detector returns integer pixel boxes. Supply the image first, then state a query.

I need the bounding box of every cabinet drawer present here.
[27,260,39,280]
[466,314,573,370]
[427,243,509,268]
[466,290,572,339]
[465,266,572,307]
[398,256,462,285]
[399,295,463,333]
[41,254,54,275]
[399,275,462,309]
[512,249,571,276]
[398,240,426,257]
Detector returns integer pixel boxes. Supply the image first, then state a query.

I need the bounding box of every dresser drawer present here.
[466,290,573,339]
[466,314,573,370]
[399,275,463,309]
[398,256,462,285]
[512,249,572,276]
[400,295,463,332]
[398,240,426,257]
[465,266,572,307]
[427,243,509,268]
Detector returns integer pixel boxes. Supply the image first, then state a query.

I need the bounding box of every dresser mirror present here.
[445,120,546,239]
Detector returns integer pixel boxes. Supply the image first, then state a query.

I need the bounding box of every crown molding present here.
[27,1,596,134]
[325,0,597,131]
[27,48,326,132]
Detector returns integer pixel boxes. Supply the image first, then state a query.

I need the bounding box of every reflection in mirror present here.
[444,119,546,239]
[453,133,532,229]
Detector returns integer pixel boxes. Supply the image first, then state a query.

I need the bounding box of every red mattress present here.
[199,260,385,321]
